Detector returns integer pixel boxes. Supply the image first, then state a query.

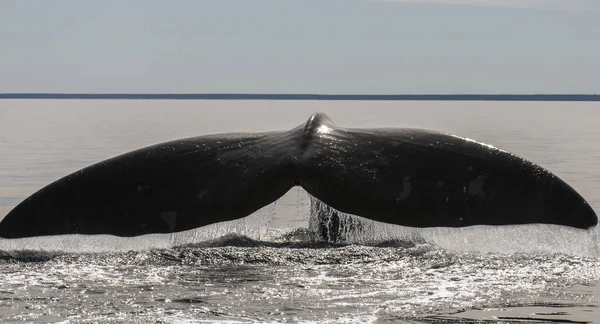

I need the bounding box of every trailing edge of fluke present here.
[0,113,597,238]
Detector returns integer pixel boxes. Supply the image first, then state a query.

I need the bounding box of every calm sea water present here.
[1,100,599,323]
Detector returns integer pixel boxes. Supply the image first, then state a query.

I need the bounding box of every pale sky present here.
[0,0,598,94]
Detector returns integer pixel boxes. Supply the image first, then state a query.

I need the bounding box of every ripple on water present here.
[1,235,599,323]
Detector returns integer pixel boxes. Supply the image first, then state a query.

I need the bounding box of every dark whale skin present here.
[0,113,596,238]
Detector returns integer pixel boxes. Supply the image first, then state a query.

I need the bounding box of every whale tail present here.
[0,129,299,238]
[0,113,596,238]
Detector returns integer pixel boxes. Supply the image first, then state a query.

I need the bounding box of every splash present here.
[307,192,600,257]
[0,188,598,257]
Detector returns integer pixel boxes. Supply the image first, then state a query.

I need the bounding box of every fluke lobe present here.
[0,113,596,238]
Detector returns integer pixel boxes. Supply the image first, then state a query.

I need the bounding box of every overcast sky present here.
[1,0,598,94]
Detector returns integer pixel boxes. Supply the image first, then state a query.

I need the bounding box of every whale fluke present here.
[0,113,596,238]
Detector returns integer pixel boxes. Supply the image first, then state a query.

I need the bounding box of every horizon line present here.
[0,93,599,101]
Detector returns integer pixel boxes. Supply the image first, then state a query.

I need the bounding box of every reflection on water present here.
[1,100,599,323]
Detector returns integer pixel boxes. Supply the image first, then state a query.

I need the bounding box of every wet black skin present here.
[0,113,596,238]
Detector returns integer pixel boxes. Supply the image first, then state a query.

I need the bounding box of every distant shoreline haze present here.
[0,94,598,101]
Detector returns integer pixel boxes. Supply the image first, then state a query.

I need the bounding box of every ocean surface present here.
[0,99,599,323]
